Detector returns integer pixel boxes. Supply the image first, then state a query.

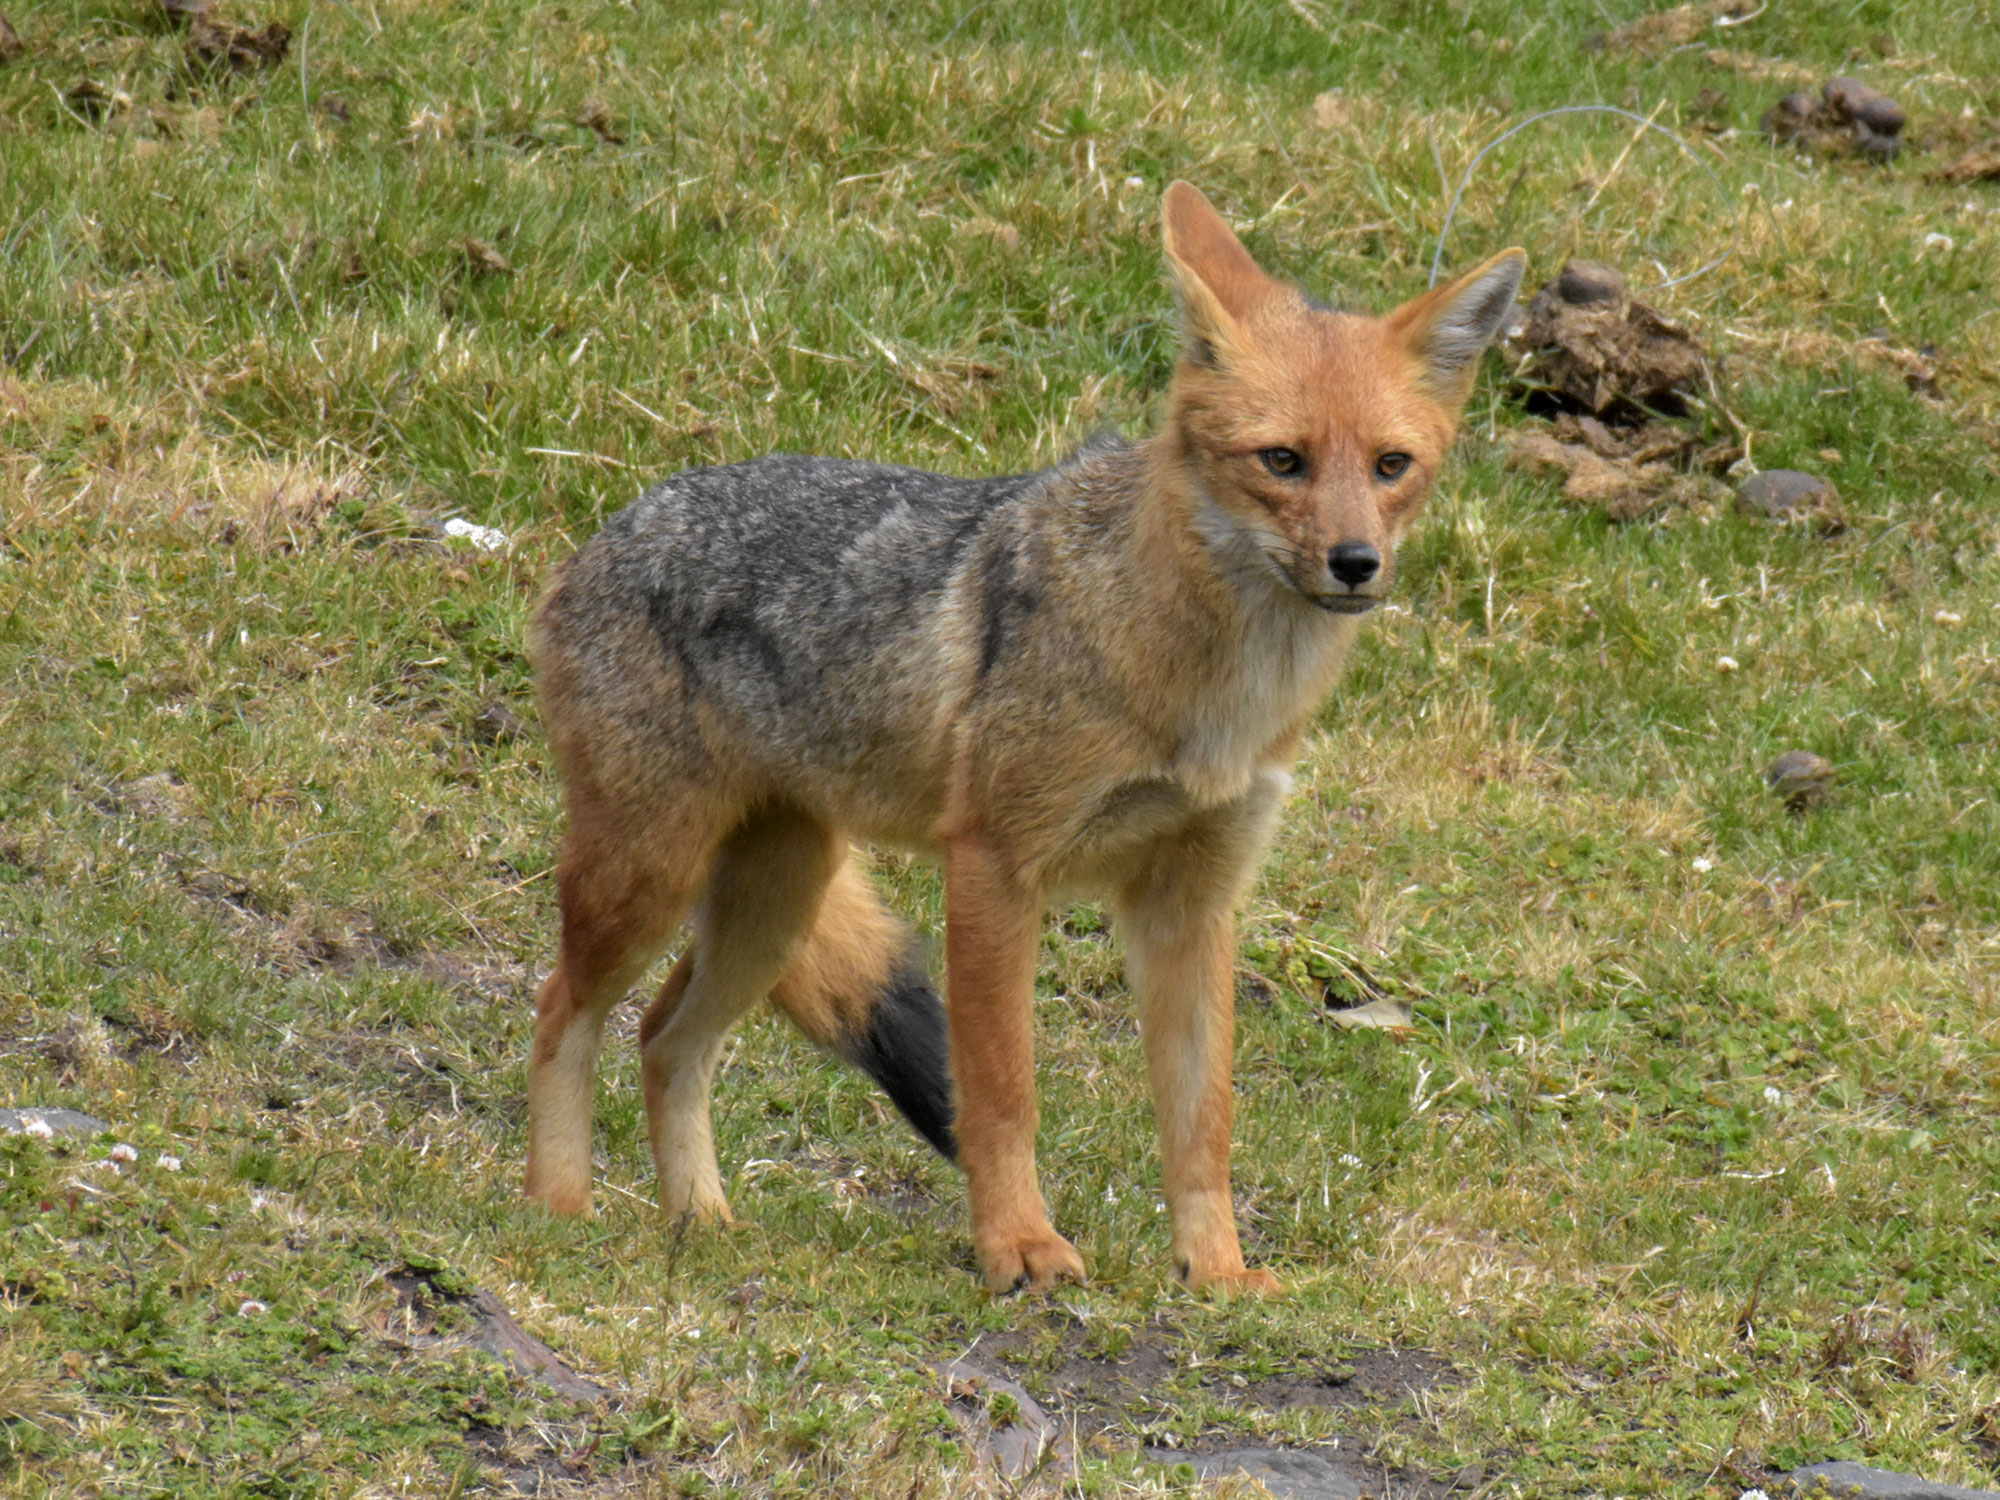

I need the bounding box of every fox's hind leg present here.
[525,798,727,1217]
[639,804,843,1222]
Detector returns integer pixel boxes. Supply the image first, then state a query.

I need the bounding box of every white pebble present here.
[442,517,509,552]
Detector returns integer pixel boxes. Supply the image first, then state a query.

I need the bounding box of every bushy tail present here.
[768,859,957,1160]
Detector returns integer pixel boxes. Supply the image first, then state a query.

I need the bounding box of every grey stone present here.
[1785,1461,2000,1499]
[1148,1445,1369,1500]
[1737,469,1837,519]
[1555,258,1626,307]
[1764,750,1836,811]
[1823,77,1905,136]
[0,1108,111,1139]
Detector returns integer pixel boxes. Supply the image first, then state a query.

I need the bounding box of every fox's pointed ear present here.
[1385,249,1528,396]
[1161,181,1272,367]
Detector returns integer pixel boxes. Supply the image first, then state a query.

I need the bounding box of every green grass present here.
[2,0,1998,1495]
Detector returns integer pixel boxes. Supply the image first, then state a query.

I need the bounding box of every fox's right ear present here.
[1161,181,1272,368]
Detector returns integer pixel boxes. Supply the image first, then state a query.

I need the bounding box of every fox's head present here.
[1160,181,1525,614]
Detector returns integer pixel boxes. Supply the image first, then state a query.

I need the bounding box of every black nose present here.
[1327,542,1381,589]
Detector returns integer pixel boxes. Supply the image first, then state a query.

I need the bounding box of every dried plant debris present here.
[1736,469,1843,530]
[461,236,513,277]
[1504,259,1710,419]
[1584,0,1760,57]
[576,96,624,143]
[0,10,25,64]
[1929,140,2000,184]
[1763,76,1906,161]
[156,0,213,24]
[187,17,291,74]
[1506,428,1730,521]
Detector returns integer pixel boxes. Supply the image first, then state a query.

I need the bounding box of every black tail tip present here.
[841,956,957,1162]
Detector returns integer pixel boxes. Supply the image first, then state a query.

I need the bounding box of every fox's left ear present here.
[1384,249,1528,397]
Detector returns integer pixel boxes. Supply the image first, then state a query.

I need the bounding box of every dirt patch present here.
[180,869,529,1000]
[385,1263,614,1405]
[378,1265,645,1496]
[1505,428,1731,522]
[955,1314,1465,1492]
[186,16,290,74]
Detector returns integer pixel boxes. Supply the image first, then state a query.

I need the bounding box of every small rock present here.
[1150,1446,1369,1500]
[1823,77,1905,136]
[0,1108,112,1139]
[1555,259,1626,307]
[1783,1461,2000,1500]
[1764,750,1835,811]
[472,702,526,745]
[1736,469,1838,521]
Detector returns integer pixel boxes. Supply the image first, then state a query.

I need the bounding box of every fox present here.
[523,181,1525,1296]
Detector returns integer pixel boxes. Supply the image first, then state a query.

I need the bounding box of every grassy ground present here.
[3,0,1999,1495]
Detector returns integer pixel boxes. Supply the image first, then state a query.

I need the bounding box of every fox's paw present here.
[979,1229,1087,1296]
[660,1183,736,1228]
[1178,1260,1284,1298]
[524,1166,593,1218]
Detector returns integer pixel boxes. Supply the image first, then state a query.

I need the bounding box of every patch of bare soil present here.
[185,16,289,73]
[180,868,529,1000]
[948,1313,1464,1494]
[381,1264,651,1497]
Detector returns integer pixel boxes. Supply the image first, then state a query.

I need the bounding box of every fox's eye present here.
[1375,451,1412,481]
[1259,447,1306,477]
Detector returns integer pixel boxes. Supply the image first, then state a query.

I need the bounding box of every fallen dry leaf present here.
[1322,997,1415,1035]
[0,10,25,64]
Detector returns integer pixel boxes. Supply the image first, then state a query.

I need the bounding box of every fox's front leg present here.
[944,836,1084,1294]
[1118,807,1284,1295]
